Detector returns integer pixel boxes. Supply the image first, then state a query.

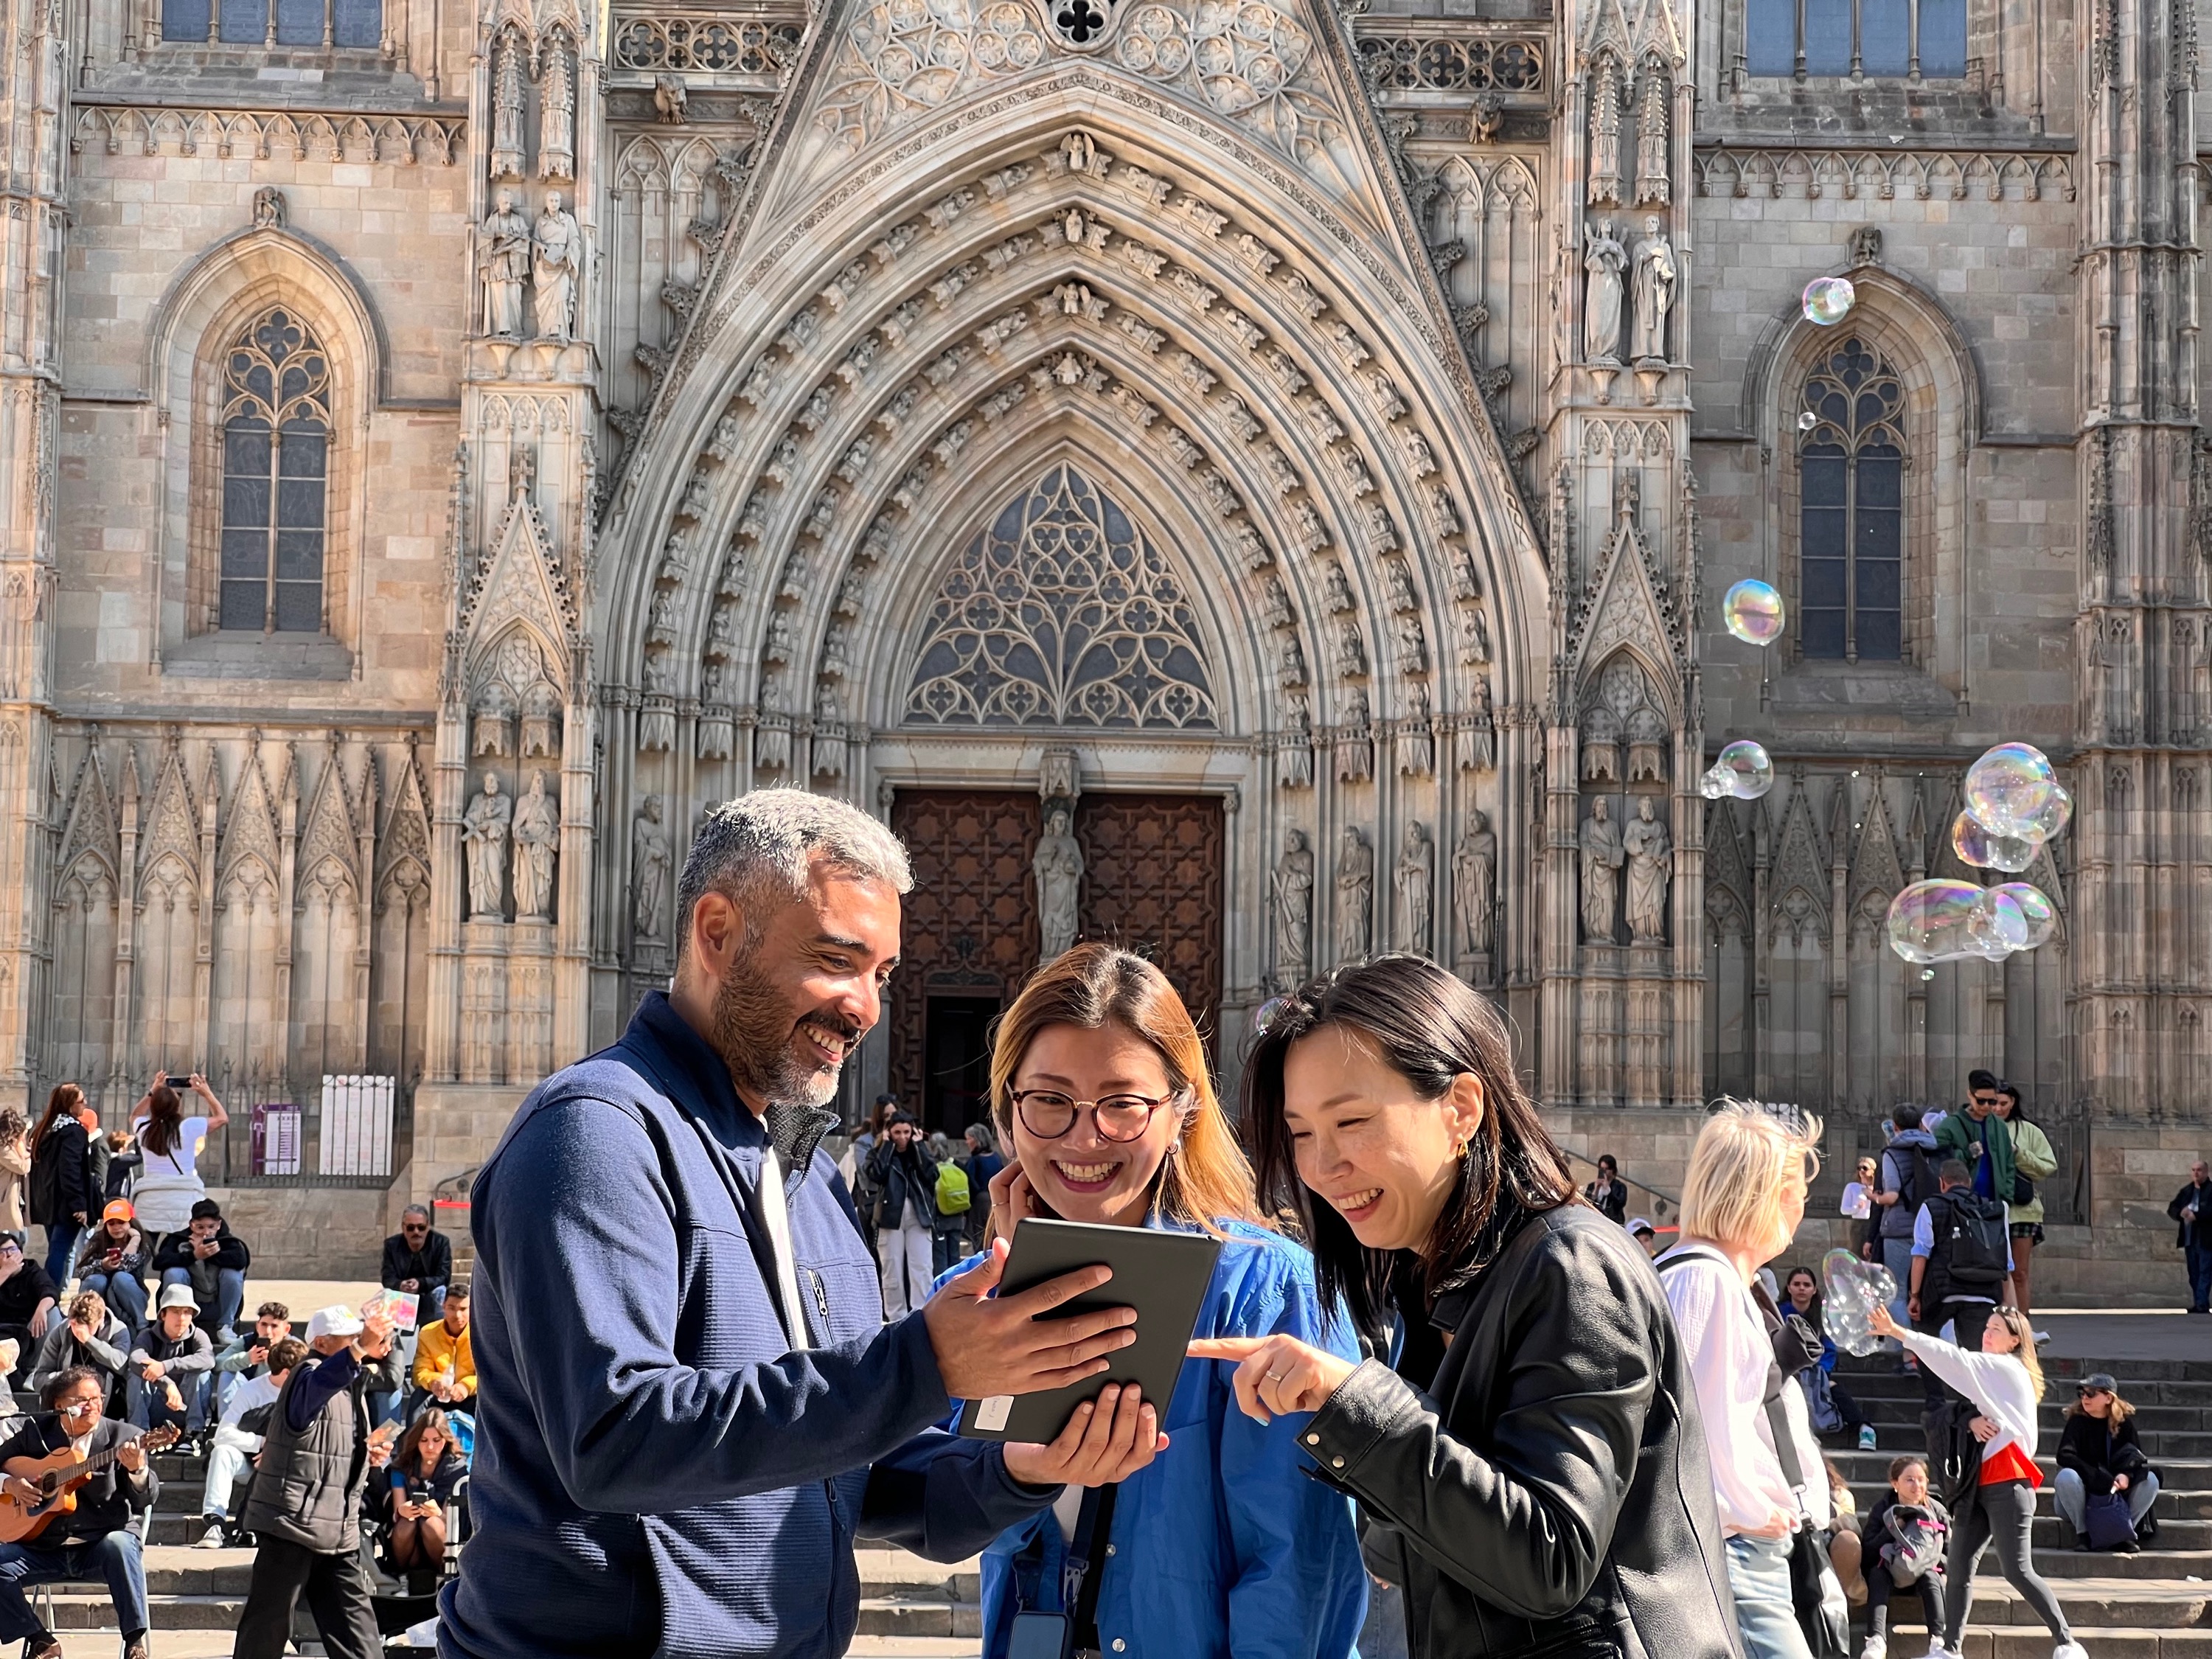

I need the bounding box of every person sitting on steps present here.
[2055,1373,2159,1551]
[195,1335,307,1549]
[369,1407,468,1588]
[409,1282,474,1419]
[150,1197,249,1343]
[72,1202,148,1334]
[25,1290,130,1411]
[127,1284,215,1444]
[212,1301,293,1422]
[380,1205,454,1324]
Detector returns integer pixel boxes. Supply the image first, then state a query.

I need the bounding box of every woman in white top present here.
[1869,1301,2085,1659]
[127,1074,227,1242]
[1655,1102,1828,1659]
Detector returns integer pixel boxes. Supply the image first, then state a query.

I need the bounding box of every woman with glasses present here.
[2055,1373,2158,1550]
[1191,955,1738,1659]
[950,942,1366,1659]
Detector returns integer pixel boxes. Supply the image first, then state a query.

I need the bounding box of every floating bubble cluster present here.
[1821,1248,1897,1357]
[1886,740,2074,968]
[1722,579,1786,646]
[1886,880,1984,964]
[1950,810,2037,874]
[1965,742,2061,838]
[1802,276,1857,326]
[1995,881,2059,948]
[1700,739,1775,801]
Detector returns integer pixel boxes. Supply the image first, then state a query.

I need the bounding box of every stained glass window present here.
[219,307,330,634]
[1745,0,1963,77]
[1798,337,1905,663]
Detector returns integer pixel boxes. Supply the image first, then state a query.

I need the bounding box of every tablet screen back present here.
[957,1218,1222,1444]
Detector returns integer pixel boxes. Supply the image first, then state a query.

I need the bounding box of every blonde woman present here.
[1655,1103,1830,1659]
[1869,1301,2084,1659]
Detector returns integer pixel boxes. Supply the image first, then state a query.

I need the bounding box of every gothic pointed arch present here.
[217,739,282,894]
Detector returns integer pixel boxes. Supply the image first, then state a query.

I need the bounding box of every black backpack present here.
[1884,1138,1937,1217]
[1931,1189,2009,1290]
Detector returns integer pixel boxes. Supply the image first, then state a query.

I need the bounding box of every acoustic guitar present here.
[0,1424,178,1544]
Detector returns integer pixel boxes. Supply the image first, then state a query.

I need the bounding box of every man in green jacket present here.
[1937,1068,2015,1214]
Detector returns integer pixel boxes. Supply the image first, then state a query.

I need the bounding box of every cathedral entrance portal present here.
[886,788,1225,1133]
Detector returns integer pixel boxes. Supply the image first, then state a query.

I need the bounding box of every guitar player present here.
[0,1364,158,1659]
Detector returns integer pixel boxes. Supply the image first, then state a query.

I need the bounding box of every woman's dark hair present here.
[1242,954,1575,1329]
[1997,1082,2027,1123]
[139,1084,184,1159]
[1781,1262,1823,1329]
[32,1084,84,1155]
[397,1406,456,1473]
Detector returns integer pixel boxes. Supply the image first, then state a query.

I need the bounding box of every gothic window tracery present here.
[1797,336,1904,664]
[904,464,1217,729]
[163,0,379,45]
[1745,0,1962,77]
[218,307,331,634]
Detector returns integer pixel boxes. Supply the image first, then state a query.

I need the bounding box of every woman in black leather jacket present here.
[1194,956,1739,1659]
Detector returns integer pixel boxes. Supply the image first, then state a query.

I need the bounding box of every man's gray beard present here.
[709,953,844,1109]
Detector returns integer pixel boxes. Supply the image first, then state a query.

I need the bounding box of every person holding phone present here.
[127,1074,227,1247]
[1195,956,1739,1659]
[372,1407,468,1582]
[72,1201,148,1333]
[958,942,1368,1659]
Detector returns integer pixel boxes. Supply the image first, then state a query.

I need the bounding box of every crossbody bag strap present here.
[1063,1484,1119,1655]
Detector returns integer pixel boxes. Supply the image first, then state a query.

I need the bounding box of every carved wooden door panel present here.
[888,790,1041,1113]
[1074,794,1225,1048]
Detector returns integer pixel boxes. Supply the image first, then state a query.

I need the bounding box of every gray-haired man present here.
[443,788,1165,1659]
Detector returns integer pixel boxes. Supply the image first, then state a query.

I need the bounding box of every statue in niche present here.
[1458,606,1492,667]
[1033,808,1085,960]
[1631,216,1677,365]
[1580,796,1626,943]
[490,32,526,178]
[462,771,512,920]
[1273,828,1315,984]
[1453,810,1497,956]
[251,186,285,229]
[1394,613,1428,675]
[532,192,583,342]
[538,35,575,179]
[1280,695,1314,789]
[1399,682,1435,777]
[1386,560,1419,613]
[511,770,558,921]
[764,610,796,664]
[1461,678,1496,773]
[476,189,532,338]
[1394,821,1433,956]
[521,680,562,759]
[632,795,670,942]
[1624,796,1672,942]
[1335,827,1374,961]
[1324,563,1355,613]
[1335,617,1368,679]
[1583,220,1627,366]
[1276,630,1309,691]
[1336,686,1374,784]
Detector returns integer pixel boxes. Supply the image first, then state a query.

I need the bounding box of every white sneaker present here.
[1857,1638,1885,1659]
[2053,1644,2090,1659]
[1858,1423,1879,1450]
[192,1519,226,1549]
[1922,1646,1961,1659]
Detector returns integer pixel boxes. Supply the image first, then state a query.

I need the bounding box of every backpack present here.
[933,1161,972,1217]
[1884,1138,1937,1217]
[1931,1189,2009,1290]
[1924,1397,1986,1508]
[1880,1500,1949,1585]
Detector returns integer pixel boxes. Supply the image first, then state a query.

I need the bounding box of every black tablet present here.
[956,1217,1223,1445]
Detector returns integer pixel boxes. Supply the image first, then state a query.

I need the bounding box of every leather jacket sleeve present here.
[1298,1223,1658,1622]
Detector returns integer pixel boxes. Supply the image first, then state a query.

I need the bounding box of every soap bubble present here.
[1722,580,1786,646]
[1920,968,1935,981]
[1949,810,2037,874]
[1698,765,1730,801]
[1711,740,1775,800]
[1886,878,1983,964]
[1964,742,2059,839]
[1821,1248,1897,1357]
[1966,886,2030,960]
[1802,276,1857,326]
[1254,995,1295,1034]
[1992,882,2058,949]
[1798,410,1818,431]
[2018,780,2073,842]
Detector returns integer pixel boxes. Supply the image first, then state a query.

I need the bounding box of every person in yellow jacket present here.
[410,1281,474,1413]
[1994,1085,2058,1315]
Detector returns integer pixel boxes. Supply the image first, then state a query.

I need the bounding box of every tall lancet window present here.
[1798,336,1905,663]
[219,307,331,633]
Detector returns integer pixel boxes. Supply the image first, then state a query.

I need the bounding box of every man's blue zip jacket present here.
[439,991,1057,1659]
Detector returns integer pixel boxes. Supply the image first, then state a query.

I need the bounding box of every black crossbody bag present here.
[1008,1484,1118,1659]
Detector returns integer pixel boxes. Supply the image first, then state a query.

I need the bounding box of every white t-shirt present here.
[1840,1181,1873,1220]
[219,1371,282,1435]
[133,1116,209,1180]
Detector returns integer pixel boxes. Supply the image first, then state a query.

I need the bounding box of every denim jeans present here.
[1879,1236,1914,1338]
[199,1424,260,1520]
[128,1366,209,1433]
[2187,1242,2212,1312]
[2053,1467,2160,1535]
[0,1531,149,1641]
[1725,1533,1814,1659]
[41,1221,80,1287]
[80,1270,146,1333]
[162,1265,245,1339]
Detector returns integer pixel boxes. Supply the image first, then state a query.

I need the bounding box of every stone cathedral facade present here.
[0,0,2204,1259]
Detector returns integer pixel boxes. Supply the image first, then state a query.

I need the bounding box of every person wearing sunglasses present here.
[954,942,1368,1659]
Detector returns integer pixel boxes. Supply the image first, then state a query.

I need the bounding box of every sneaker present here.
[193,1518,227,1549]
[2034,1329,2052,1346]
[1857,1424,1879,1451]
[1857,1640,1886,1659]
[2053,1644,2090,1659]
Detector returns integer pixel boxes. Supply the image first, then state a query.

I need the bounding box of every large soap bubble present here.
[1722,580,1786,645]
[1802,276,1857,326]
[1698,765,1729,801]
[1966,886,2030,960]
[1964,742,2059,839]
[2018,780,2073,842]
[1950,810,2037,874]
[1886,879,1983,964]
[1992,882,2058,949]
[1821,1248,1896,1357]
[1712,740,1775,800]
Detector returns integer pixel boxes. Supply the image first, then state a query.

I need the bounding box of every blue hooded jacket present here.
[943,1220,1369,1659]
[440,992,1055,1659]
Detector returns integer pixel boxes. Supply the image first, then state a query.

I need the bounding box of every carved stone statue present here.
[1631,216,1677,365]
[538,35,575,179]
[1273,828,1315,983]
[1280,695,1314,789]
[1459,606,1492,667]
[1394,613,1428,675]
[1580,796,1626,942]
[1453,810,1498,956]
[632,794,670,942]
[1460,676,1496,773]
[490,31,526,178]
[462,771,512,920]
[477,189,532,338]
[1033,808,1085,959]
[1394,821,1433,956]
[532,192,583,342]
[1623,795,1672,942]
[1335,827,1373,961]
[511,769,558,921]
[1583,220,1627,365]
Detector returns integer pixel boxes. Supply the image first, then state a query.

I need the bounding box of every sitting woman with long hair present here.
[1192,954,1737,1659]
[2055,1372,2158,1549]
[375,1408,468,1580]
[956,942,1367,1659]
[1869,1301,2086,1659]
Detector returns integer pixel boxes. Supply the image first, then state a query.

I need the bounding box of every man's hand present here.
[162,1382,182,1413]
[400,1278,419,1292]
[1969,1415,1999,1443]
[1906,1295,1921,1323]
[3,1475,41,1508]
[2115,1472,2132,1492]
[140,1360,164,1381]
[919,1238,1136,1402]
[1001,1383,1167,1489]
[1189,1335,1357,1425]
[248,1344,268,1367]
[116,1439,145,1475]
[193,1240,217,1260]
[67,1318,95,1346]
[355,1311,395,1360]
[69,1212,86,1228]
